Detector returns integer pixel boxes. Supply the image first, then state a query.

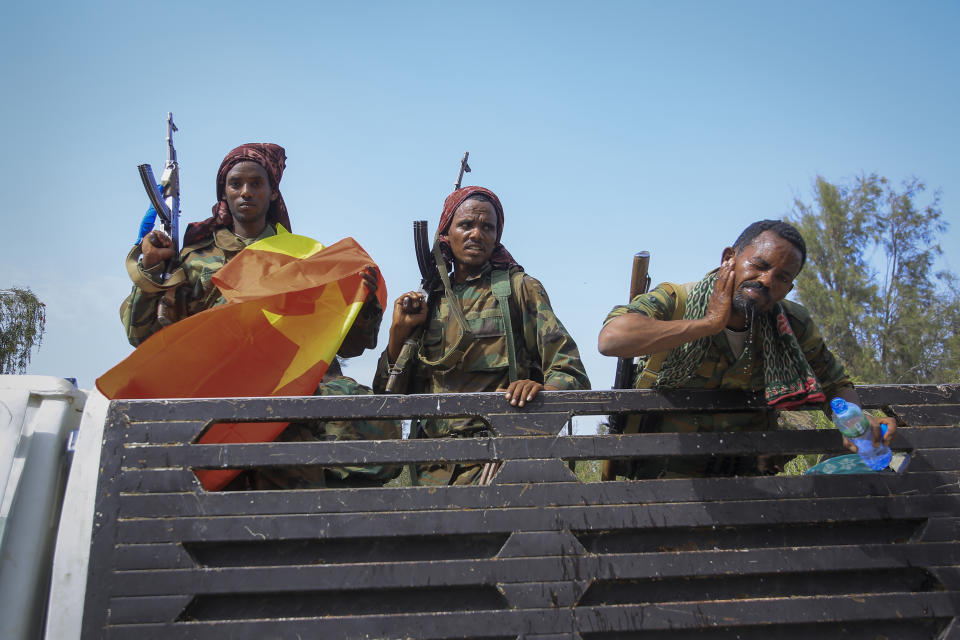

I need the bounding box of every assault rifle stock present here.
[611,252,651,396]
[600,251,651,481]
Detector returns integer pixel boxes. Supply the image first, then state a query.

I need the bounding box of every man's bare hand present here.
[361,266,379,298]
[842,414,897,454]
[392,291,427,332]
[386,291,428,362]
[703,257,735,333]
[499,381,558,407]
[140,230,175,269]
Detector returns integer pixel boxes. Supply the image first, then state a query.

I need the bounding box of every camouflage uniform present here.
[604,282,851,476]
[238,369,402,490]
[121,225,277,346]
[373,265,590,484]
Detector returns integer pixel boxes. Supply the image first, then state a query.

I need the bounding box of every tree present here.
[0,287,46,374]
[789,174,959,383]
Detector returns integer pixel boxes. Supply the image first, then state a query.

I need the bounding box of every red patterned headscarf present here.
[437,186,521,272]
[183,143,291,246]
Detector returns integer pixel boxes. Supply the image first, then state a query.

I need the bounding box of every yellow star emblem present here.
[261,280,362,392]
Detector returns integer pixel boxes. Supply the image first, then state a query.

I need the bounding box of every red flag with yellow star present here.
[97,229,386,490]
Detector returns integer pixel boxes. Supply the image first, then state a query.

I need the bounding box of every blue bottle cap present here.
[830,397,848,414]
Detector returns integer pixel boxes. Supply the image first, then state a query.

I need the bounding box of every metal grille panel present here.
[83,385,960,639]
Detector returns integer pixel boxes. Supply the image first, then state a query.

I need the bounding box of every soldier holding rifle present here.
[374,164,590,486]
[120,137,397,489]
[122,142,293,345]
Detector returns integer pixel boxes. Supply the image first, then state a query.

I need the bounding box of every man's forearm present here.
[598,313,720,358]
[386,329,406,363]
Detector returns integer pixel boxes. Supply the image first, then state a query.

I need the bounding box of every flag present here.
[97,228,386,490]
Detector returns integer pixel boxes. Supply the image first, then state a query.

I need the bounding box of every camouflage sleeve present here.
[120,261,169,347]
[602,283,678,327]
[784,300,852,396]
[371,350,390,394]
[516,273,591,390]
[120,240,230,347]
[314,375,402,482]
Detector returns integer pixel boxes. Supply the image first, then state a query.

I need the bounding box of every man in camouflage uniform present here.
[373,186,590,485]
[598,220,895,477]
[121,143,399,488]
[121,143,293,346]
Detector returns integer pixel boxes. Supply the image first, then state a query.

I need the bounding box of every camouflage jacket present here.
[241,371,402,490]
[120,225,276,346]
[374,264,591,438]
[604,282,851,433]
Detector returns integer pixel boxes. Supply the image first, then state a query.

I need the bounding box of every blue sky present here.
[2,1,957,413]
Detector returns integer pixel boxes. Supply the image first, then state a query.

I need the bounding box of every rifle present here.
[136,112,181,326]
[137,112,180,263]
[383,221,439,393]
[384,152,471,393]
[600,251,651,481]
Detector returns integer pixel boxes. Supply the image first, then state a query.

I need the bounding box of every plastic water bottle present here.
[830,398,892,471]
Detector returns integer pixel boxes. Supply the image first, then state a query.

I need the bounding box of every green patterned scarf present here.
[654,271,826,408]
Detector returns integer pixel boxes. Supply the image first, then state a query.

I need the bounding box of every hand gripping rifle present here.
[600,251,651,481]
[136,112,182,325]
[384,151,473,394]
[137,112,180,264]
[383,222,441,393]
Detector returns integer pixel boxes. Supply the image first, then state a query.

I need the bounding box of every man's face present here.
[448,198,498,274]
[726,230,803,316]
[223,161,277,227]
[337,298,382,358]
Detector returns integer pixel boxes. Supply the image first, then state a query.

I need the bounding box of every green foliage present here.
[574,459,603,482]
[0,287,47,375]
[789,175,959,383]
[385,465,413,487]
[779,410,834,475]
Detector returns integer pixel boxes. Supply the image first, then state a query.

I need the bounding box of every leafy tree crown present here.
[1,287,46,375]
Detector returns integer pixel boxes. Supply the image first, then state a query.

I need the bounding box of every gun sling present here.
[631,281,689,392]
[613,281,690,441]
[415,242,476,371]
[124,244,187,294]
[416,262,519,383]
[490,268,519,383]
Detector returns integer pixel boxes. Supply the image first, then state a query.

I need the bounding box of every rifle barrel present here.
[166,112,178,163]
[454,151,470,190]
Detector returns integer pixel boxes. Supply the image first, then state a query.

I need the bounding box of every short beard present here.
[732,291,757,319]
[732,283,770,321]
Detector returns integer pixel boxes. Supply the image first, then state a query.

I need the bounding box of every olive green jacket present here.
[374,265,590,437]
